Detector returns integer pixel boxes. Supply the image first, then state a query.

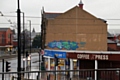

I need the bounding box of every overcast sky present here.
[0,0,120,32]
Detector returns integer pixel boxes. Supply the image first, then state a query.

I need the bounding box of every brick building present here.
[107,32,120,51]
[41,0,107,51]
[42,1,120,80]
[0,28,13,51]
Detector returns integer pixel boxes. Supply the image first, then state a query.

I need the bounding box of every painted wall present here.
[45,6,107,51]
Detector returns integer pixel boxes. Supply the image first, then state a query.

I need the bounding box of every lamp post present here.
[17,0,21,80]
[21,12,25,71]
[27,20,31,70]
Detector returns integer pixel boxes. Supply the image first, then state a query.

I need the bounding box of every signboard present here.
[77,54,108,60]
[41,50,44,55]
[44,50,66,58]
[67,53,120,61]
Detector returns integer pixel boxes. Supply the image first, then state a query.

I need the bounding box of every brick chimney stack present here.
[79,0,84,9]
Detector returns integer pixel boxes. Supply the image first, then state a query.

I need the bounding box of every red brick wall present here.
[108,43,117,51]
[13,41,17,47]
[6,28,13,45]
[0,28,13,46]
[0,31,6,46]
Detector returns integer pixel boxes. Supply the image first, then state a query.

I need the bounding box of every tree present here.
[32,35,41,48]
[21,29,31,49]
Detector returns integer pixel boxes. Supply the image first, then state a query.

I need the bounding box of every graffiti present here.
[62,41,71,50]
[48,41,86,50]
[48,41,79,50]
[48,41,56,48]
[56,41,62,49]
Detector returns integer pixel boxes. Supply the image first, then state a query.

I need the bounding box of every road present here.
[0,53,79,80]
[0,53,41,79]
[0,53,40,72]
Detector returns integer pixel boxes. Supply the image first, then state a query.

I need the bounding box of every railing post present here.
[95,60,98,80]
[55,66,57,80]
[119,69,120,80]
[37,72,39,80]
[2,59,4,80]
[47,74,50,80]
[70,59,73,80]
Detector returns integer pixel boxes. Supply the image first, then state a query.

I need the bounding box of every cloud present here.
[0,0,120,32]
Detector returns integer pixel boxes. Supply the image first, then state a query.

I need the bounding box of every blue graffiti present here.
[56,41,62,49]
[48,41,79,50]
[48,41,56,48]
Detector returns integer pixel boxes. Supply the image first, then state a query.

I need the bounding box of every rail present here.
[0,69,120,80]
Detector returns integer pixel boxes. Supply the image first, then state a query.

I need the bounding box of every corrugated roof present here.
[44,13,62,19]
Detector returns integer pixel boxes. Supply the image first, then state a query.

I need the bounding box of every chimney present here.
[79,0,84,9]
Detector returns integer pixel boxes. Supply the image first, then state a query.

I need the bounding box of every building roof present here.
[43,6,106,23]
[107,32,114,37]
[0,28,10,31]
[44,12,62,19]
[107,39,116,44]
[98,18,107,23]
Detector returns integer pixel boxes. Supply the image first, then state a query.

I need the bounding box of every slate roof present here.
[0,28,9,31]
[98,18,107,23]
[44,13,62,19]
[107,39,116,44]
[107,32,114,37]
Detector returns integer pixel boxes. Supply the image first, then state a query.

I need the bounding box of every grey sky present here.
[0,0,120,32]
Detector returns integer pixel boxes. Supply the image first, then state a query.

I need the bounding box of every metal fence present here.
[0,69,120,80]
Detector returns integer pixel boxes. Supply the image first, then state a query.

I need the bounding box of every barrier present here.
[0,69,120,80]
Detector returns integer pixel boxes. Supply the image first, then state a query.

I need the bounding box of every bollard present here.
[11,76,14,80]
[47,74,50,80]
[37,72,40,80]
[37,75,38,80]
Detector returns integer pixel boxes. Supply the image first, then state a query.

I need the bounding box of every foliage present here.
[32,35,41,48]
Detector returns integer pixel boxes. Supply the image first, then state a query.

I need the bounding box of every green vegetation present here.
[32,35,41,48]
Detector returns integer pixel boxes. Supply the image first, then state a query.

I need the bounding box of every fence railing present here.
[0,69,120,80]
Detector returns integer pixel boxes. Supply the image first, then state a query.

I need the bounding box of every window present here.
[2,34,4,43]
[0,35,1,43]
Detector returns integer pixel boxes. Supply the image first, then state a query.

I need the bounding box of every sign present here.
[77,54,108,60]
[41,50,44,55]
[67,53,120,61]
[44,50,66,58]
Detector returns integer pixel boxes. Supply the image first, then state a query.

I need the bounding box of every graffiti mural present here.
[48,41,79,50]
[48,41,86,50]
